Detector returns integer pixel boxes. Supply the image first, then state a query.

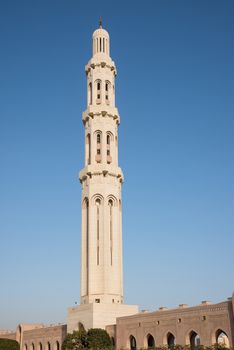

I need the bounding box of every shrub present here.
[0,339,20,350]
[87,328,112,350]
[62,330,88,350]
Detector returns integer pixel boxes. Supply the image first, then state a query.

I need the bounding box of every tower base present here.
[67,303,139,333]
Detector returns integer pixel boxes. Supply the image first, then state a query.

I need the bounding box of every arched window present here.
[216,330,229,348]
[108,199,113,265]
[105,81,110,104]
[190,331,200,349]
[88,82,92,105]
[130,336,137,350]
[24,345,28,350]
[96,133,101,162]
[147,334,155,348]
[30,344,35,350]
[86,134,91,165]
[85,199,89,294]
[106,132,113,163]
[103,38,105,53]
[37,343,42,350]
[46,343,51,350]
[96,81,101,102]
[100,37,102,51]
[96,199,101,265]
[167,333,176,347]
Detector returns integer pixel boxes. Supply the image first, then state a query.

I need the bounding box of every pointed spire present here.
[99,16,102,29]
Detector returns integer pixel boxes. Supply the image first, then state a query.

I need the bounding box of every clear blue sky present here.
[0,0,233,330]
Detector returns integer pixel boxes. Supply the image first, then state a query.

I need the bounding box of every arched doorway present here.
[167,333,176,347]
[129,335,137,350]
[190,331,200,349]
[216,330,230,348]
[147,334,155,348]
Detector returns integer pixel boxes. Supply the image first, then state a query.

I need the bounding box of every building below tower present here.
[1,293,234,350]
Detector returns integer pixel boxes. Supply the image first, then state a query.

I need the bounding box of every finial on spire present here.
[99,17,102,29]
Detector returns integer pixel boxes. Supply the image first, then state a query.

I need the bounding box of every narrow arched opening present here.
[96,132,101,163]
[147,334,155,348]
[129,335,137,350]
[108,199,113,265]
[88,82,92,105]
[167,333,176,347]
[54,341,59,350]
[216,330,230,348]
[37,343,42,350]
[96,81,101,103]
[106,132,113,164]
[190,331,200,349]
[86,133,91,165]
[96,198,101,265]
[105,81,111,105]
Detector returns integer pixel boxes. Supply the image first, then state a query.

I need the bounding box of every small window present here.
[106,95,108,100]
[95,298,100,303]
[203,315,206,321]
[97,149,101,155]
[97,82,101,90]
[178,318,182,323]
[105,83,108,91]
[107,150,110,156]
[107,135,110,145]
[97,134,101,143]
[156,321,160,325]
[112,299,114,303]
[97,94,100,99]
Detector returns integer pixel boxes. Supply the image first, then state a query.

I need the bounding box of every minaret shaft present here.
[79,26,123,305]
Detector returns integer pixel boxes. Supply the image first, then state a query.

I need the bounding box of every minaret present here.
[67,22,138,332]
[79,20,123,305]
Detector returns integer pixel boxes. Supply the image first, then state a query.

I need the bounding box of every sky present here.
[0,0,234,330]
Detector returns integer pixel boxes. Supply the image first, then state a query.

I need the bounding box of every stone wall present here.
[21,324,67,350]
[0,324,67,350]
[116,297,234,349]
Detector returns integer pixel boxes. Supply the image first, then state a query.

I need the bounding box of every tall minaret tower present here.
[67,21,138,332]
[79,19,123,305]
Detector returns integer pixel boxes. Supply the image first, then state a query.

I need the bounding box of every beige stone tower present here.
[67,21,138,332]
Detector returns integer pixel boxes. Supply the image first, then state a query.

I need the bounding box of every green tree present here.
[87,328,112,350]
[0,339,20,350]
[62,330,87,350]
